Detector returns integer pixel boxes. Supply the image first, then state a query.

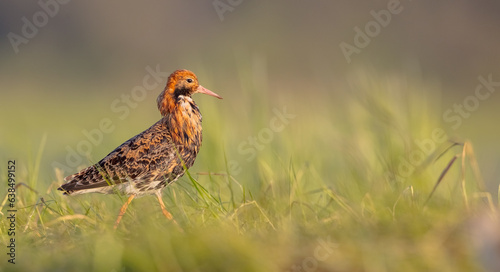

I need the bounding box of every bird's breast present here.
[167,96,203,160]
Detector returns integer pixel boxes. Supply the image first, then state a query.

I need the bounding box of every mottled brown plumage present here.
[58,69,222,228]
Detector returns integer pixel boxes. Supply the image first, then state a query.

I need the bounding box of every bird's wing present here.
[59,119,182,194]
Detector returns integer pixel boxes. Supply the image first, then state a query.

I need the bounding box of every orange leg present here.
[155,191,173,220]
[114,194,135,230]
[156,191,182,231]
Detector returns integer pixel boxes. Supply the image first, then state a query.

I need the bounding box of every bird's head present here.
[157,69,222,116]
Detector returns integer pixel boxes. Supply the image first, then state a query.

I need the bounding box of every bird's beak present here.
[196,85,223,99]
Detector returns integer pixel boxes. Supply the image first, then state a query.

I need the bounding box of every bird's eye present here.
[186,78,193,83]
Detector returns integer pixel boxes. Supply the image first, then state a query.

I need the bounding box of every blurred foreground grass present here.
[1,69,498,271]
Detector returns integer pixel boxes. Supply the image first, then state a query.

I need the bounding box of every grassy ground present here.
[0,70,498,271]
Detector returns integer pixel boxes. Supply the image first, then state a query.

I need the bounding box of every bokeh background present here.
[1,0,499,191]
[1,1,500,270]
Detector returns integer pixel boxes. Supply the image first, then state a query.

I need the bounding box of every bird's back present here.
[59,118,195,196]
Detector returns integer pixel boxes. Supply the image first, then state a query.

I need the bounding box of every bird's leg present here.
[155,191,173,220]
[114,194,135,229]
[156,191,183,231]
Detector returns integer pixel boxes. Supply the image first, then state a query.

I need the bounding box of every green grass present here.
[0,69,497,272]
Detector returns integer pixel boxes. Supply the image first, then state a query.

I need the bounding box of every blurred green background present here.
[1,1,499,185]
[1,1,500,271]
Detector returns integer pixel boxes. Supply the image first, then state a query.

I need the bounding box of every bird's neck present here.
[164,95,203,151]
